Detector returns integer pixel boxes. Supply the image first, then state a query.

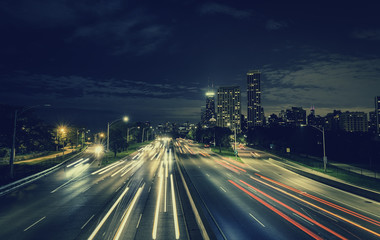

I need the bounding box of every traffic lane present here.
[239,149,380,223]
[0,152,98,239]
[178,152,311,240]
[204,149,380,239]
[0,159,147,240]
[0,144,162,240]
[134,148,188,240]
[78,141,186,240]
[180,141,380,238]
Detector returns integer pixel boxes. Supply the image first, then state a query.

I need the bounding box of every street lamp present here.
[107,116,129,152]
[309,125,327,172]
[10,104,51,178]
[56,125,67,152]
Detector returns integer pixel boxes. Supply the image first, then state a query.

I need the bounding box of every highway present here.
[0,139,193,240]
[175,138,380,240]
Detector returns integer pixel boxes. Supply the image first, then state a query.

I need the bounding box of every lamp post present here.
[142,127,145,142]
[310,125,327,172]
[10,104,50,178]
[227,122,238,161]
[107,116,129,152]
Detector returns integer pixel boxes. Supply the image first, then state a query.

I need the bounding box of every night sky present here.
[1,1,380,130]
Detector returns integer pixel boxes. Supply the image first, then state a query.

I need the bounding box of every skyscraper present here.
[217,86,241,131]
[247,70,262,128]
[376,96,380,136]
[203,91,216,127]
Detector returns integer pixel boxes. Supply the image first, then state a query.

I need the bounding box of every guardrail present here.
[0,149,86,196]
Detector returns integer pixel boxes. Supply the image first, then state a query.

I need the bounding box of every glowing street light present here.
[107,116,129,152]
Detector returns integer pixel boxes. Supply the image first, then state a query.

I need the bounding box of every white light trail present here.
[91,161,122,175]
[152,163,164,239]
[88,187,129,240]
[66,158,84,168]
[113,184,145,240]
[170,174,180,239]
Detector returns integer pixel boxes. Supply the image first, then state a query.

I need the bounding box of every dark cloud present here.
[199,2,251,19]
[0,72,202,100]
[265,19,287,31]
[351,29,380,41]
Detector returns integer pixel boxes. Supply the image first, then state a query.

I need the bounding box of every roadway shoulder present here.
[265,157,380,202]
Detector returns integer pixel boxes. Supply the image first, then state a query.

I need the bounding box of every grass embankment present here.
[255,147,380,192]
[100,141,152,167]
[211,146,243,163]
[0,150,80,186]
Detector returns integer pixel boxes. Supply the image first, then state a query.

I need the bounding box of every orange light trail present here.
[222,160,247,172]
[229,180,323,240]
[255,173,380,227]
[249,175,380,238]
[240,180,347,240]
[222,157,247,168]
[215,159,240,173]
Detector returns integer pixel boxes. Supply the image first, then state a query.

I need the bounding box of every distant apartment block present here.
[217,86,241,131]
[339,111,368,132]
[285,107,306,127]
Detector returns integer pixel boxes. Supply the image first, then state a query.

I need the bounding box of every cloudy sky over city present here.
[1,0,380,129]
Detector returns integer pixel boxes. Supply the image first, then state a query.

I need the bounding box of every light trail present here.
[91,161,123,175]
[113,184,145,240]
[152,162,164,239]
[66,158,84,168]
[111,162,134,177]
[98,161,125,175]
[164,152,168,212]
[222,160,247,172]
[214,159,240,173]
[229,180,323,240]
[88,187,129,240]
[170,174,180,239]
[240,180,347,240]
[250,175,380,238]
[120,161,144,177]
[255,173,380,227]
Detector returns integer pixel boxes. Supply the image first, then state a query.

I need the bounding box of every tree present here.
[215,127,232,153]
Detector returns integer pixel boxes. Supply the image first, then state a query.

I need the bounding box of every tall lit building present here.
[247,70,262,128]
[376,96,380,136]
[203,91,216,127]
[217,86,241,131]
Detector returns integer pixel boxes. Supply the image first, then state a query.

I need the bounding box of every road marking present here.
[24,216,46,231]
[292,213,314,226]
[219,186,227,192]
[136,214,143,229]
[81,215,94,229]
[249,213,265,227]
[171,174,180,239]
